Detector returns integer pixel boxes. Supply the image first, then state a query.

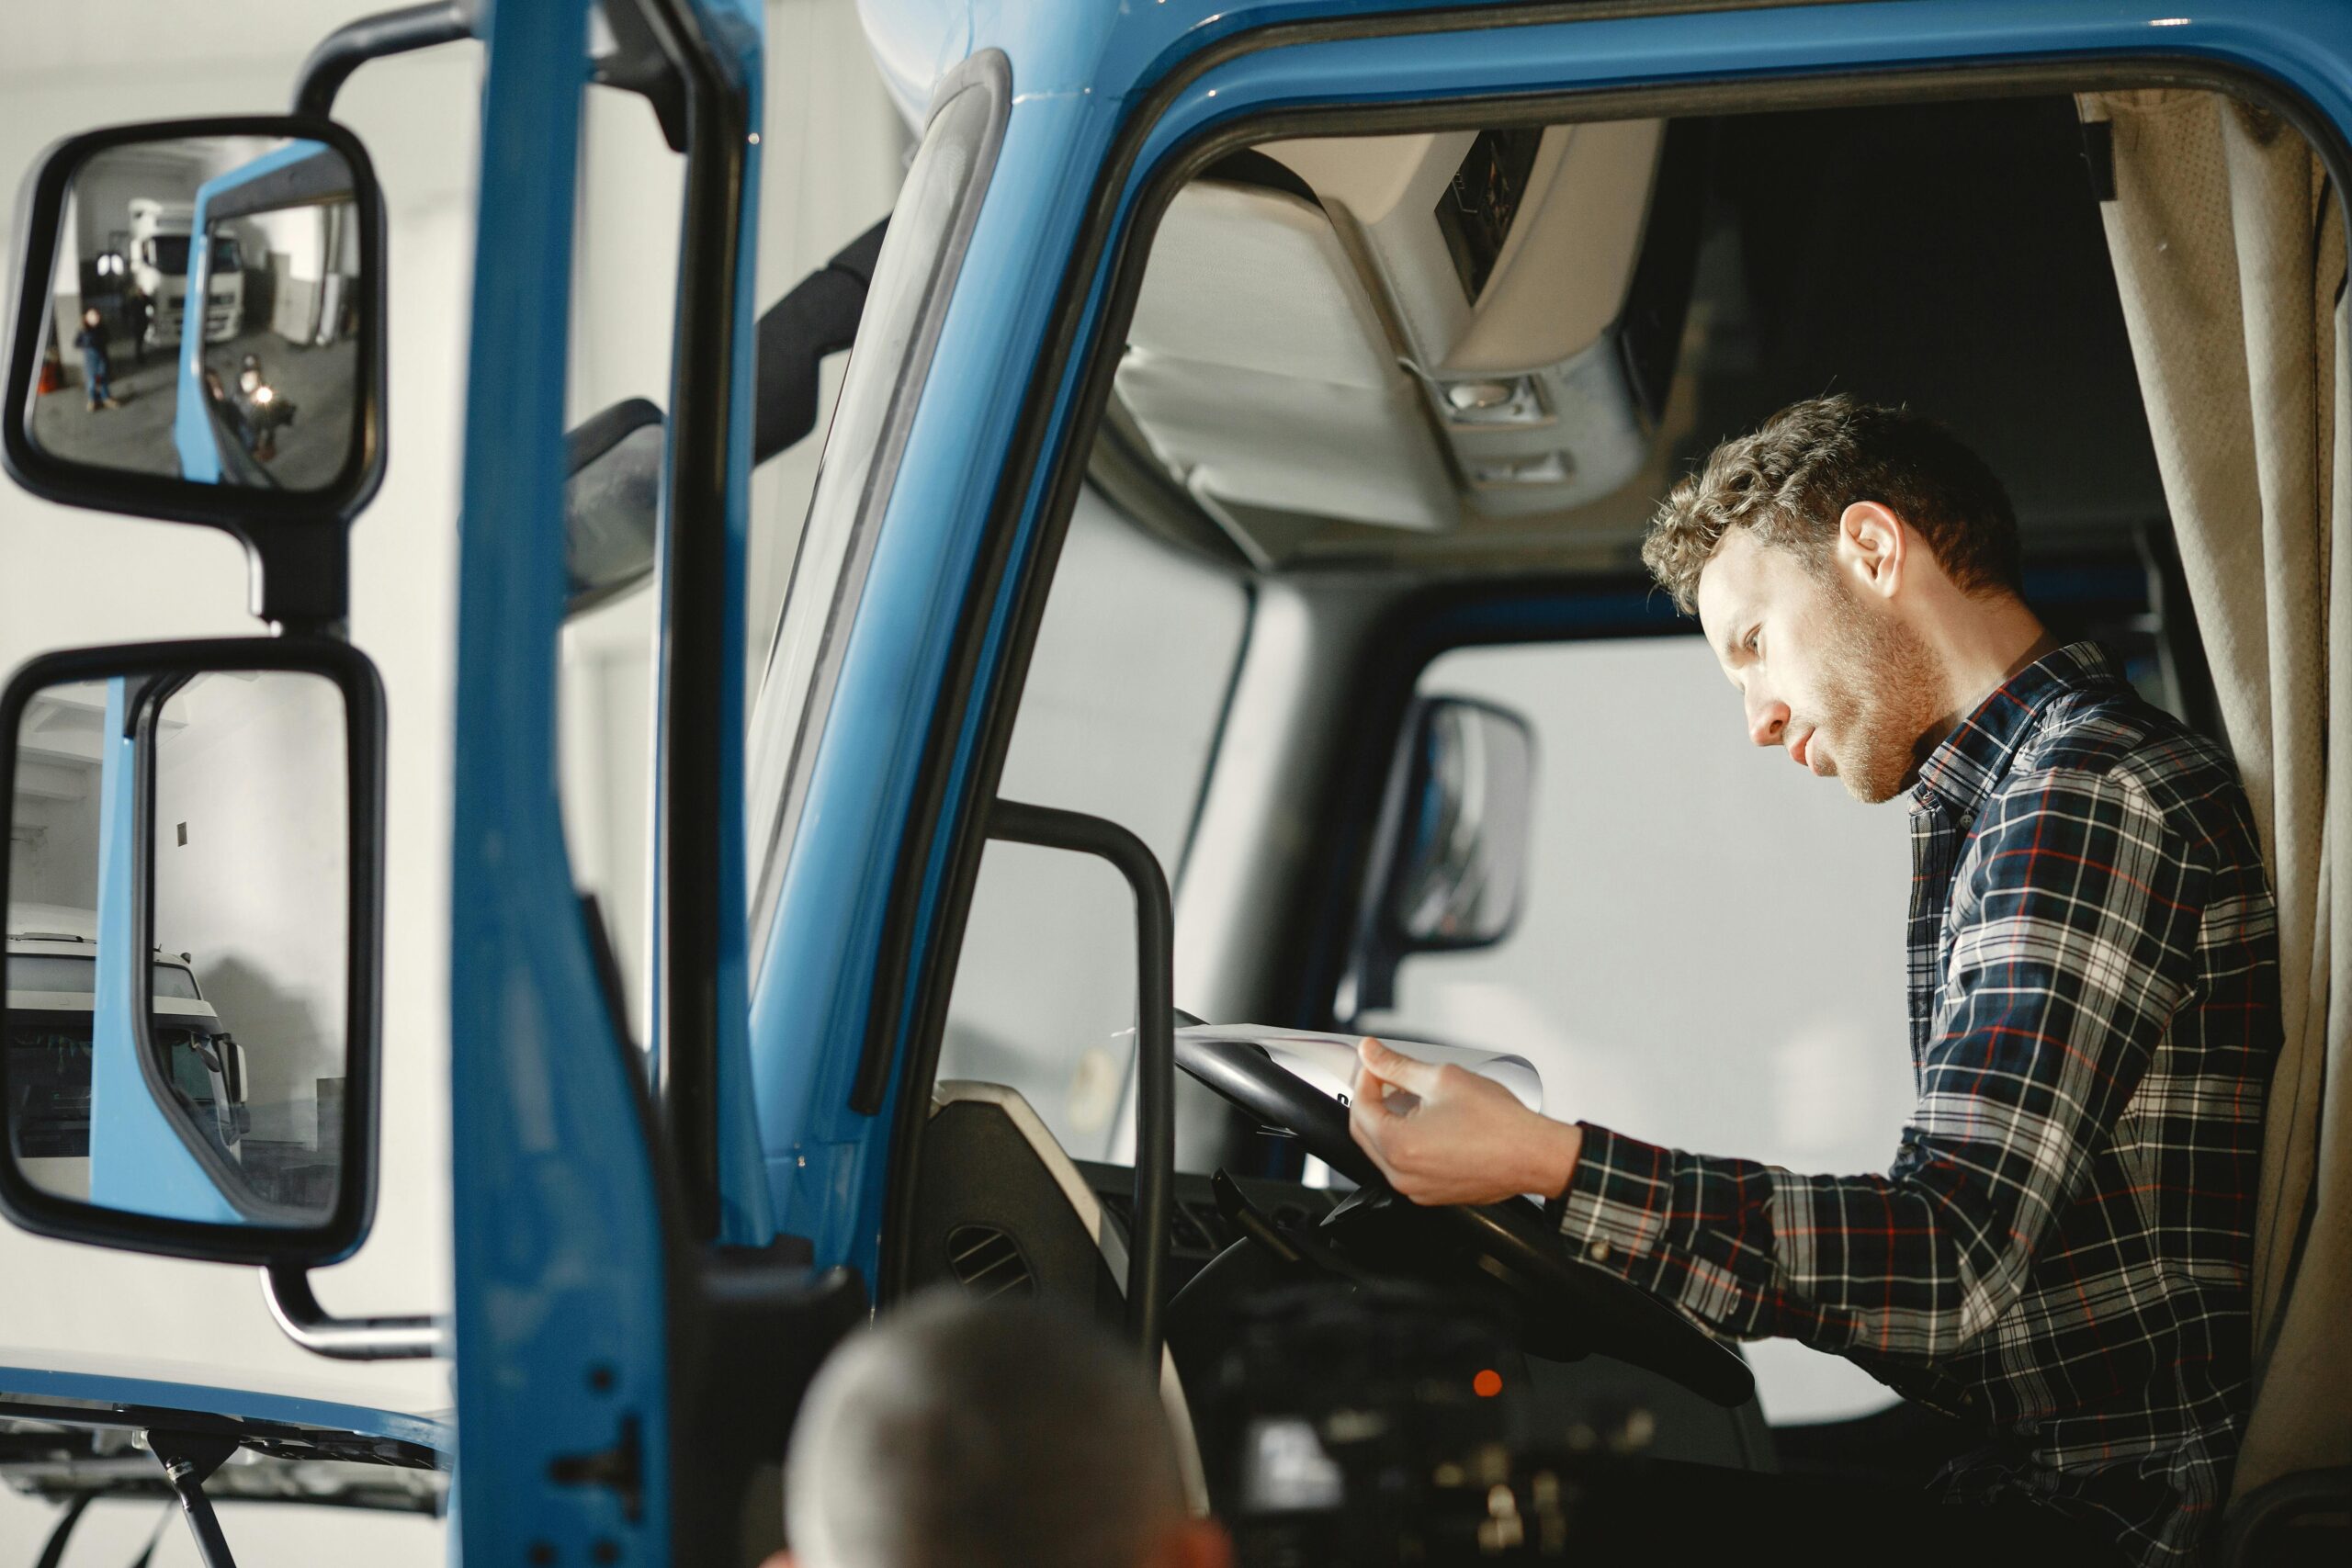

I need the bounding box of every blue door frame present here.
[435,0,2352,1556]
[449,0,782,1554]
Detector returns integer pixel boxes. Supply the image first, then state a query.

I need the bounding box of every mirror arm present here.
[260,1263,445,1360]
[292,1,478,116]
[256,506,353,637]
[143,1429,242,1568]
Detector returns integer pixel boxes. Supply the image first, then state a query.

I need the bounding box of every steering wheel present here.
[1178,1034,1756,1408]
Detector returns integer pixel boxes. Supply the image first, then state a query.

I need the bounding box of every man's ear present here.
[1836,501,1906,601]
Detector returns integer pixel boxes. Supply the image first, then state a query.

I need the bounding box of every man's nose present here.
[1746,688,1789,747]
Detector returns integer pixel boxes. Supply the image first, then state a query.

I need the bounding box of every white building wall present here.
[151,671,351,1139]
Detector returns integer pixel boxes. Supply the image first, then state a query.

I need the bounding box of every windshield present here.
[141,235,239,276]
[5,1008,231,1159]
[5,953,203,998]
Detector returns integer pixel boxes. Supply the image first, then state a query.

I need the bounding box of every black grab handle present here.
[987,800,1174,1374]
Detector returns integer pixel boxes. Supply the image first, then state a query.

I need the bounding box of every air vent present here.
[946,1224,1035,1301]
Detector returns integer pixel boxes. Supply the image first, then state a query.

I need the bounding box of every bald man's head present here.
[782,1292,1226,1568]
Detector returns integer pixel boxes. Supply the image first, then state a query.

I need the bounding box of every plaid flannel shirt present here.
[1554,642,2278,1566]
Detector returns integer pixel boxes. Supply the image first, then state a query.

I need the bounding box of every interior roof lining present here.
[1088,55,2352,583]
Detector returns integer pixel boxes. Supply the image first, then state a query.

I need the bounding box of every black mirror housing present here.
[1338,694,1537,1021]
[1,117,388,627]
[0,637,386,1269]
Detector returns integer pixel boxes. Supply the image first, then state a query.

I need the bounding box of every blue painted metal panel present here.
[174,140,332,482]
[752,87,1099,1275]
[85,678,238,1224]
[752,0,2352,1290]
[447,0,673,1560]
[0,1362,448,1455]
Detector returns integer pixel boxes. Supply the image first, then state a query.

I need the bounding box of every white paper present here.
[1172,1023,1544,1116]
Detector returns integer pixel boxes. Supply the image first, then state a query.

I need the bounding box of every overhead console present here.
[1114,118,1703,550]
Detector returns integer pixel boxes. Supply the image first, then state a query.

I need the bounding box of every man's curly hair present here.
[1642,396,2022,614]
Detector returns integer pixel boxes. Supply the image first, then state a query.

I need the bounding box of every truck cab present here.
[126,198,243,348]
[0,3,2348,1566]
[6,910,243,1200]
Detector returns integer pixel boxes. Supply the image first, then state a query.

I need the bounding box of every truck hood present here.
[0,1362,446,1515]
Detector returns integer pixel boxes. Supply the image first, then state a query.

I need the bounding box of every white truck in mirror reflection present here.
[127,198,243,346]
[4,908,244,1200]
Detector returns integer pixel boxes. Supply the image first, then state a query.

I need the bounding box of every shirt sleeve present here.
[1554,768,2211,1360]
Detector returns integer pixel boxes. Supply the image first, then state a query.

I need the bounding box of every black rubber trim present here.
[635,0,756,1242]
[1199,147,1320,206]
[864,18,2352,1313]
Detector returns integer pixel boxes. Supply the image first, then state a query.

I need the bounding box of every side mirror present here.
[564,397,664,616]
[2,117,387,626]
[1338,695,1536,1021]
[0,638,384,1267]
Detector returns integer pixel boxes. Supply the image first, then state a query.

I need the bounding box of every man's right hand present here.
[1348,1037,1583,1207]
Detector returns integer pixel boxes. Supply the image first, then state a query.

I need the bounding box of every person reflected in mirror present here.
[73,309,122,412]
[233,353,291,462]
[119,288,151,367]
[1347,396,2278,1568]
[770,1291,1227,1568]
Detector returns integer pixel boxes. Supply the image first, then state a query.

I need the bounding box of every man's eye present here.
[1744,628,1760,655]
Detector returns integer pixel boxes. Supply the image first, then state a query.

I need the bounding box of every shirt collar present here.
[1910,640,2120,818]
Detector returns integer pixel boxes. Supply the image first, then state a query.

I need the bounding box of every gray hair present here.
[785,1292,1188,1568]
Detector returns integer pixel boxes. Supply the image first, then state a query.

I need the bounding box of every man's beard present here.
[1811,582,1947,804]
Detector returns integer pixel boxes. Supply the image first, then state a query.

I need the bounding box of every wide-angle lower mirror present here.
[0,640,382,1265]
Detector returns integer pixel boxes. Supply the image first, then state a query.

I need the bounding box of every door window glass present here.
[1366,635,1915,1425]
[938,492,1250,1158]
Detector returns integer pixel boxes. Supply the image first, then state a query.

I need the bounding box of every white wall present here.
[152,671,350,1142]
[9,705,103,913]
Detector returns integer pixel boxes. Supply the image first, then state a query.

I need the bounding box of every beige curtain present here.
[2079,89,2351,1502]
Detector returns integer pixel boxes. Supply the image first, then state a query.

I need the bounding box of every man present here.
[72,308,121,412]
[775,1291,1228,1568]
[1348,396,2278,1568]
